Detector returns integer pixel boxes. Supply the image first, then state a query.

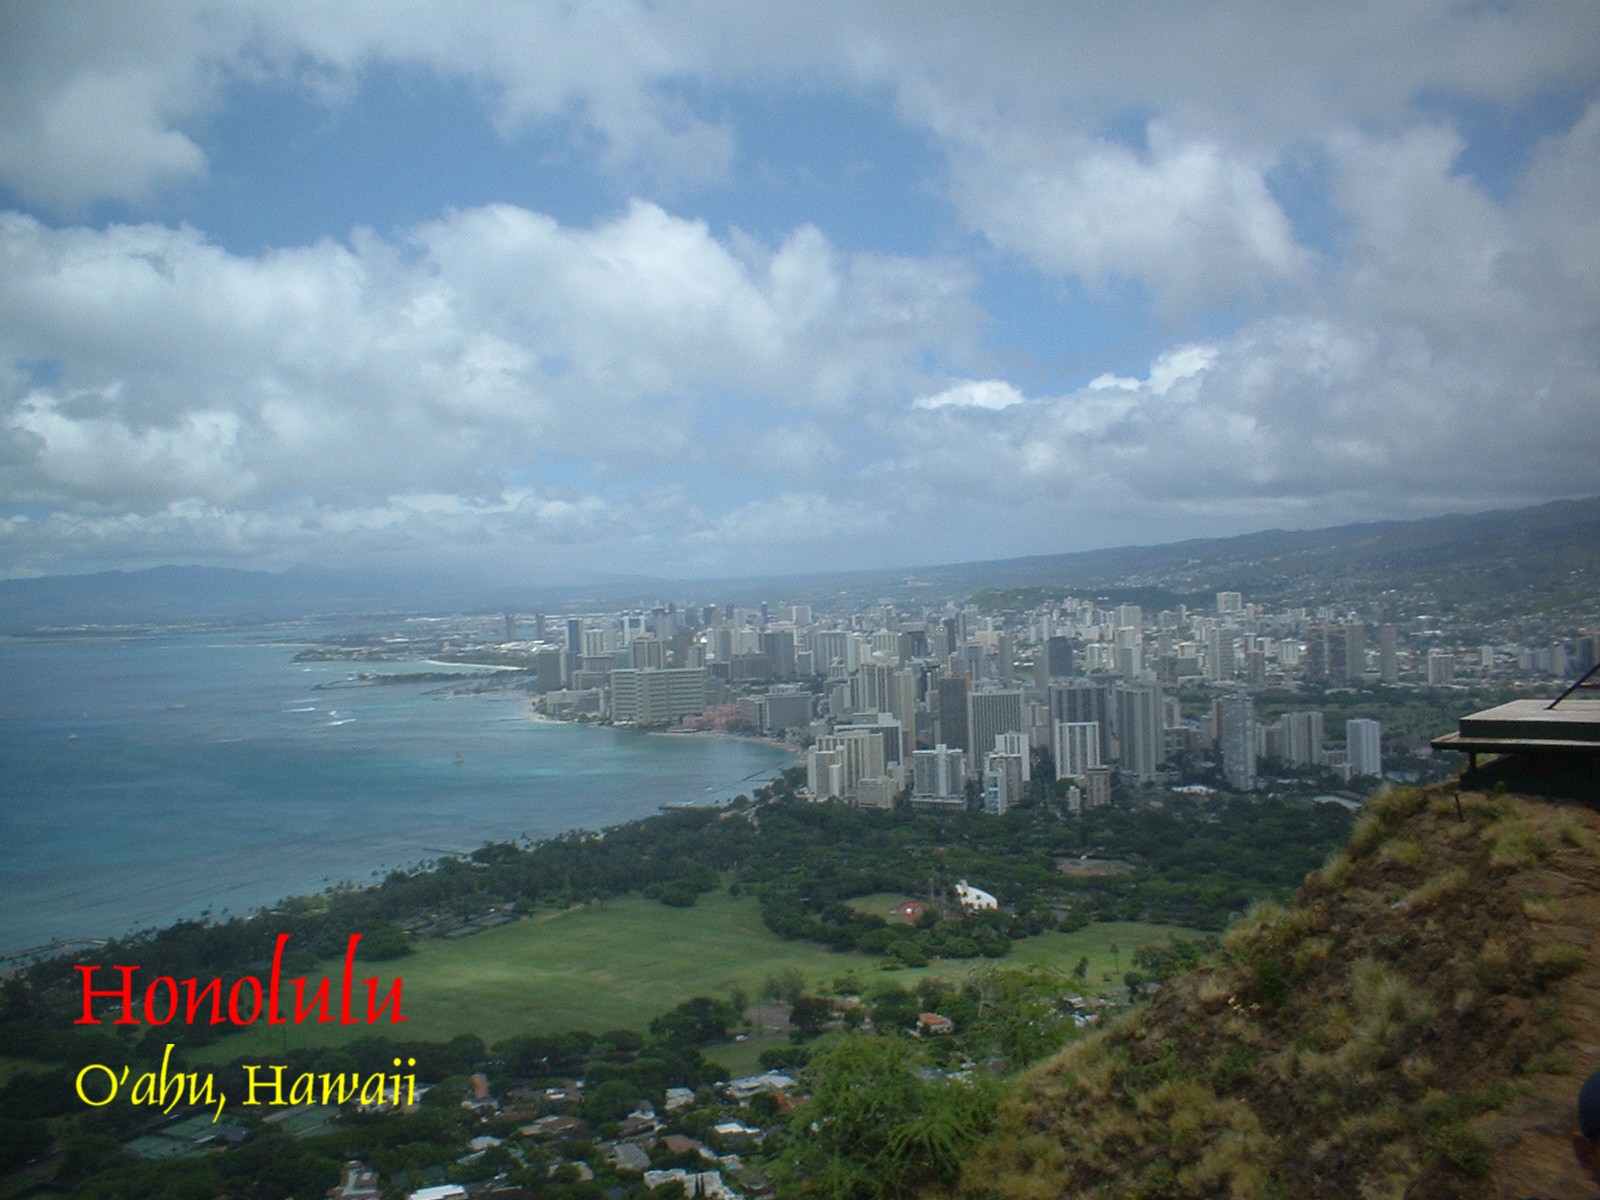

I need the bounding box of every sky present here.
[1,2,1598,585]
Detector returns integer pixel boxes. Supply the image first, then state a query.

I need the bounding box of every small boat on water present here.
[455,751,466,766]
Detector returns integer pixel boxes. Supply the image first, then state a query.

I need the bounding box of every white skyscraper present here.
[1053,721,1102,782]
[1347,718,1382,778]
[1114,680,1165,783]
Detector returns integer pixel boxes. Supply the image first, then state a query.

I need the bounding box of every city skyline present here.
[2,4,1598,583]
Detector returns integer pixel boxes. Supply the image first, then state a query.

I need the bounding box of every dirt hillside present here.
[959,785,1600,1200]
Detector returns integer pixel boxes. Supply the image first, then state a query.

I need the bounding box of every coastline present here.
[647,725,800,755]
[1,631,799,958]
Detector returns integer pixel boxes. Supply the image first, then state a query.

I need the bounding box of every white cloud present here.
[947,126,1310,307]
[0,4,1597,574]
[912,380,1024,411]
[0,203,972,574]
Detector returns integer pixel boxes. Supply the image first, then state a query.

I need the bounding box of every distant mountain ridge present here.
[1,495,1596,630]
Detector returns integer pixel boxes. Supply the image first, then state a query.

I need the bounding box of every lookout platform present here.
[1433,666,1600,799]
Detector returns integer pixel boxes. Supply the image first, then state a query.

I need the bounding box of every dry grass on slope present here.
[958,786,1600,1200]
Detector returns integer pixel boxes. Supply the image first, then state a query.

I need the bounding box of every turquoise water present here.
[0,630,793,955]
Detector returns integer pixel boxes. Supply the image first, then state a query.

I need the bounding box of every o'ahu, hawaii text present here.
[74,933,405,1027]
[75,1043,418,1122]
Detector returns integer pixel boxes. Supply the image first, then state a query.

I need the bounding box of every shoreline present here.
[4,631,803,959]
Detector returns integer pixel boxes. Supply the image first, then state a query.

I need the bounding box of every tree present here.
[762,968,807,1006]
[778,1034,999,1199]
[649,996,739,1047]
[790,995,834,1038]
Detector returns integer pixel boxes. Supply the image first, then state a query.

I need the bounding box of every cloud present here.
[0,202,973,574]
[912,380,1024,411]
[0,4,1597,575]
[750,423,842,477]
[1090,346,1217,397]
[947,126,1310,307]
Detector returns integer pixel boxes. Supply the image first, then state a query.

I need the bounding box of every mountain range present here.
[1,495,1596,631]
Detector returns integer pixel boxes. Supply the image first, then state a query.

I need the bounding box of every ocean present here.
[0,628,794,957]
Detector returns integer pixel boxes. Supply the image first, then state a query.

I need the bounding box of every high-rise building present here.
[1042,635,1076,681]
[994,731,1031,781]
[760,629,796,681]
[1344,623,1367,680]
[813,630,852,674]
[1205,627,1235,682]
[856,662,894,716]
[629,635,666,670]
[807,747,845,800]
[812,728,887,801]
[982,750,1026,815]
[995,632,1015,683]
[1306,623,1356,685]
[1113,680,1165,783]
[967,689,1026,775]
[911,744,967,810]
[756,688,814,735]
[1219,692,1257,790]
[1081,764,1113,808]
[1047,679,1113,764]
[1379,624,1399,683]
[936,675,970,751]
[1280,710,1325,768]
[835,713,904,769]
[1053,720,1102,781]
[1427,650,1456,686]
[1216,591,1243,614]
[1347,718,1382,778]
[609,667,708,727]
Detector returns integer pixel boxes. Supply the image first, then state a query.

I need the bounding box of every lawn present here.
[193,890,1193,1064]
[842,892,921,921]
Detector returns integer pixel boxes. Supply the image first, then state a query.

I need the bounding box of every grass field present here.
[842,892,921,921]
[193,890,1192,1064]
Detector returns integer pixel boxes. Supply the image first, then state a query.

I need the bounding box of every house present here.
[710,1120,762,1144]
[724,1071,796,1102]
[521,1114,588,1140]
[608,1141,652,1172]
[461,1073,498,1115]
[664,1086,697,1112]
[661,1134,711,1159]
[327,1160,381,1200]
[407,1187,468,1200]
[542,1081,582,1106]
[954,880,998,911]
[917,1012,955,1036]
[643,1168,746,1198]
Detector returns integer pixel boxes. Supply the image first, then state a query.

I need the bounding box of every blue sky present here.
[1,2,1597,583]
